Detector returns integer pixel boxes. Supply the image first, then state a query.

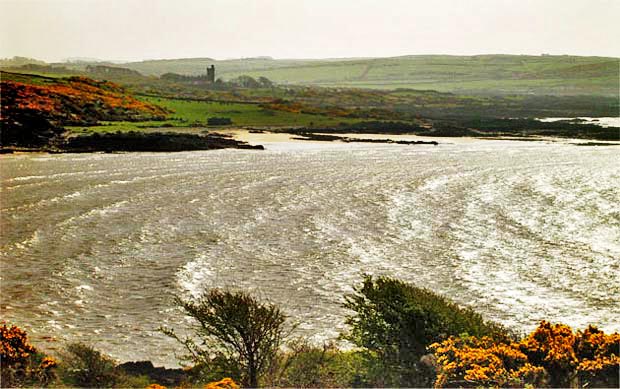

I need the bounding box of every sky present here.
[1,0,619,62]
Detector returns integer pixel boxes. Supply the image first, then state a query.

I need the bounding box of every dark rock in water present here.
[394,139,438,146]
[118,361,187,386]
[238,144,265,150]
[292,132,439,145]
[292,133,343,142]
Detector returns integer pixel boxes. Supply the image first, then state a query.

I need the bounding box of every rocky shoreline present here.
[0,131,264,153]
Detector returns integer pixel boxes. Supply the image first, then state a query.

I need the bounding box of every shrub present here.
[519,321,577,386]
[57,342,120,388]
[114,373,153,388]
[162,289,290,388]
[429,335,547,387]
[574,325,620,387]
[264,339,368,388]
[343,275,509,387]
[145,384,167,389]
[431,321,620,388]
[204,377,240,389]
[0,323,57,387]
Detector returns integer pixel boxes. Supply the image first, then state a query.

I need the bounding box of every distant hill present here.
[2,54,618,96]
[116,57,349,79]
[113,54,619,96]
[0,56,47,67]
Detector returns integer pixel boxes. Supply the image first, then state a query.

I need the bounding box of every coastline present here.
[0,130,265,154]
[2,127,619,155]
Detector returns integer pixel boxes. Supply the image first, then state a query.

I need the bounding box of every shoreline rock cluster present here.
[0,131,264,153]
[291,131,439,145]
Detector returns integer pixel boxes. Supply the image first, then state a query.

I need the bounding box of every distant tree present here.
[230,75,260,89]
[160,72,187,82]
[257,77,274,88]
[162,289,290,388]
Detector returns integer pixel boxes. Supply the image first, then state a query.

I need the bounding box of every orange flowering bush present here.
[2,75,170,146]
[429,335,546,387]
[0,323,37,365]
[574,325,620,387]
[0,323,57,387]
[145,384,167,389]
[203,377,240,389]
[2,76,168,128]
[431,321,619,388]
[519,321,578,386]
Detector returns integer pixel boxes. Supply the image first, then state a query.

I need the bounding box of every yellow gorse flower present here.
[204,377,240,389]
[429,321,620,387]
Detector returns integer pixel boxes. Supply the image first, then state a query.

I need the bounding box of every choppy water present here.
[1,140,619,366]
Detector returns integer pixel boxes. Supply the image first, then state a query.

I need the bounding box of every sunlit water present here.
[537,116,620,128]
[1,140,619,366]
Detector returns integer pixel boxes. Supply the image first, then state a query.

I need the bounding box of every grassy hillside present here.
[3,55,617,96]
[114,55,619,96]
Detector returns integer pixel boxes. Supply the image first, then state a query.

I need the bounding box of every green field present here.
[67,96,358,133]
[147,97,358,127]
[0,70,65,84]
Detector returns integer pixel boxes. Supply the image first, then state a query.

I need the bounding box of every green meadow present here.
[67,96,357,133]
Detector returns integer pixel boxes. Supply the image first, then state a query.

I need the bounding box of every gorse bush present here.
[204,377,240,389]
[0,323,57,388]
[573,325,620,387]
[431,321,620,388]
[430,335,547,387]
[343,275,510,387]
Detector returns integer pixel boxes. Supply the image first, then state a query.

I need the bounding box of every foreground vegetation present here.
[2,276,618,388]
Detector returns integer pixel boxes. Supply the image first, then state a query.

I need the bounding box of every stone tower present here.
[206,65,215,83]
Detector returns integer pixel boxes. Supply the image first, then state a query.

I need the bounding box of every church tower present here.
[207,65,215,83]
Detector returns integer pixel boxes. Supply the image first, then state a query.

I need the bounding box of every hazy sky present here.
[1,0,618,62]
